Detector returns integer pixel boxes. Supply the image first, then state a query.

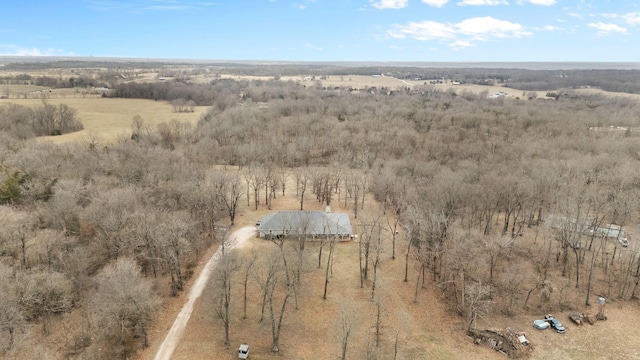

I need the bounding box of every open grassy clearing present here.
[0,94,207,144]
[137,190,502,360]
[1,84,52,95]
[315,74,419,89]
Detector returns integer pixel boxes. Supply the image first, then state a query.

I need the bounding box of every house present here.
[257,210,353,241]
[488,91,511,99]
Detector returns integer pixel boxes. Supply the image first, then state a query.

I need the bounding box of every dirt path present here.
[153,226,256,360]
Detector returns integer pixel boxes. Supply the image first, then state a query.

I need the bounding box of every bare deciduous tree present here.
[17,270,75,334]
[242,251,258,320]
[0,264,23,352]
[323,237,336,300]
[89,257,159,359]
[339,304,356,360]
[155,215,194,296]
[214,252,240,347]
[466,281,491,332]
[210,170,244,226]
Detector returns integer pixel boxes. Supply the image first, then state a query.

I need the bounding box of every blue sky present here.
[0,0,639,62]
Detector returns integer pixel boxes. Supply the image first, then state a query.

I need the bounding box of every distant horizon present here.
[2,55,640,71]
[1,1,639,63]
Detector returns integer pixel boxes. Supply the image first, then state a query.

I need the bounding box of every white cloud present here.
[421,0,449,7]
[587,22,628,36]
[87,0,215,12]
[0,45,71,56]
[534,25,563,31]
[623,12,640,26]
[145,5,189,11]
[449,40,474,49]
[605,12,640,26]
[371,0,408,9]
[456,17,530,39]
[294,0,316,10]
[388,20,456,40]
[544,25,562,31]
[304,43,323,51]
[388,16,529,48]
[518,0,556,5]
[567,12,582,19]
[458,0,508,6]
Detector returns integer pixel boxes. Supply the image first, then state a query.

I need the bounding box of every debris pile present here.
[468,328,534,359]
[569,311,583,326]
[568,311,603,325]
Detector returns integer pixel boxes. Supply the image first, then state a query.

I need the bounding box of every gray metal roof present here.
[258,211,352,237]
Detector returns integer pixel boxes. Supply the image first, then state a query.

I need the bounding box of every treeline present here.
[105,78,311,107]
[0,102,83,138]
[105,81,216,105]
[0,74,106,89]
[504,69,640,93]
[0,60,167,71]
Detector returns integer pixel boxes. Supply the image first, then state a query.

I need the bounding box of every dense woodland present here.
[1,66,640,358]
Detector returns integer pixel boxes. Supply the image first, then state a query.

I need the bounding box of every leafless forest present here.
[1,62,640,358]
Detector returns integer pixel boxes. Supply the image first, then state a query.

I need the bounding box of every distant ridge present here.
[1,56,639,71]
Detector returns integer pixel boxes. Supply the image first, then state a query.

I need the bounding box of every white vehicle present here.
[618,237,630,247]
[238,344,249,359]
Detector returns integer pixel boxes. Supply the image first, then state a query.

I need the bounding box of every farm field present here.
[0,89,207,144]
[227,73,640,101]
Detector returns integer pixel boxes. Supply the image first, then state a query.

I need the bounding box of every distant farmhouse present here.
[488,91,509,99]
[257,210,353,241]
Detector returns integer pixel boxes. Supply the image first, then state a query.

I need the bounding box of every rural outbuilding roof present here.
[258,211,352,237]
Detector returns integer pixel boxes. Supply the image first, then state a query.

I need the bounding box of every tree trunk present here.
[270,289,290,353]
[223,282,231,346]
[404,241,411,282]
[574,248,580,288]
[414,264,423,302]
[323,241,334,300]
[359,238,364,288]
[375,301,381,347]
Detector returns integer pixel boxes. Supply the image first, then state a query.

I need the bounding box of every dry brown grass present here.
[315,75,419,90]
[1,84,51,95]
[137,190,503,360]
[0,92,207,144]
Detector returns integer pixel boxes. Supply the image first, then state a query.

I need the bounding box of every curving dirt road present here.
[153,226,256,360]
